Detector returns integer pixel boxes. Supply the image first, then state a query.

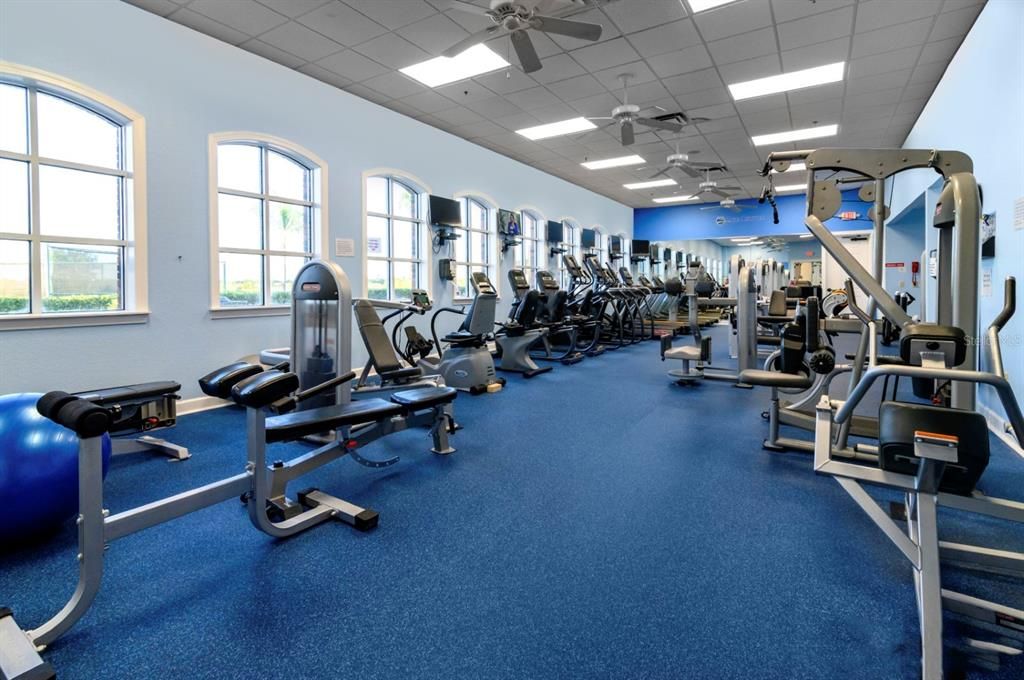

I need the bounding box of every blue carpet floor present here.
[2,325,1023,679]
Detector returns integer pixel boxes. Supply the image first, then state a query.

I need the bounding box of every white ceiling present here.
[124,0,984,208]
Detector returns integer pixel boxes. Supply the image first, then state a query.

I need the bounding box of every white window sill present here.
[210,306,291,319]
[0,310,150,331]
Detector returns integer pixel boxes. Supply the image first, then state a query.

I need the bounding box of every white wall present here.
[0,0,632,398]
[886,0,1024,421]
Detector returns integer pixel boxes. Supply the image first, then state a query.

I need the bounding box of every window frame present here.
[208,131,327,318]
[362,169,430,303]
[0,62,148,331]
[452,192,498,301]
[514,207,543,285]
[558,218,580,290]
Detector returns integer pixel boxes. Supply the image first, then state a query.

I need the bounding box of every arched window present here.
[559,219,580,289]
[454,195,495,299]
[0,68,146,328]
[210,134,325,310]
[516,210,542,283]
[365,173,426,301]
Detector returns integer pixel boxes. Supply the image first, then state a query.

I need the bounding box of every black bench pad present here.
[265,398,403,444]
[199,363,263,399]
[878,401,989,495]
[738,369,814,389]
[390,386,457,410]
[75,381,182,405]
[757,336,782,346]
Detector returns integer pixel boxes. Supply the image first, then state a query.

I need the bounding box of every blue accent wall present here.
[634,190,871,241]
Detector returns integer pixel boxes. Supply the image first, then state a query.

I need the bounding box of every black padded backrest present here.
[549,290,567,319]
[804,297,820,349]
[515,290,542,327]
[231,371,300,409]
[768,290,788,316]
[353,300,403,374]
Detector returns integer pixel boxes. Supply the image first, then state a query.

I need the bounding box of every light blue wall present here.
[886,0,1023,417]
[633,190,872,241]
[0,0,632,398]
[883,197,926,317]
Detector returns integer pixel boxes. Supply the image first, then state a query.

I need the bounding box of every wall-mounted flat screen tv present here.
[631,239,650,256]
[546,220,564,243]
[610,235,622,254]
[497,209,521,236]
[581,228,596,249]
[428,195,462,227]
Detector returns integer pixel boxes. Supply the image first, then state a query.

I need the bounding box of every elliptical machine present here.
[492,269,553,378]
[406,272,505,394]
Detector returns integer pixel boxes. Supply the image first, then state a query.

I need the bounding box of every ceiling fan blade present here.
[510,30,543,73]
[620,121,635,146]
[448,1,489,16]
[678,163,701,178]
[649,167,672,179]
[442,26,501,58]
[637,117,682,133]
[718,185,742,190]
[531,15,602,41]
[686,116,711,124]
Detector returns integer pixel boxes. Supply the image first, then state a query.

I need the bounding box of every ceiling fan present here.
[644,139,725,179]
[693,167,742,199]
[700,198,754,212]
[584,74,692,146]
[442,1,608,74]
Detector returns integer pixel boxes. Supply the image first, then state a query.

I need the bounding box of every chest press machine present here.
[0,260,458,680]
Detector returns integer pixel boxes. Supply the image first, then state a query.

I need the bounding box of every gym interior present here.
[1,1,1022,678]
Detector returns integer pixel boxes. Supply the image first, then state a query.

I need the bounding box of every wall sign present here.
[335,238,355,257]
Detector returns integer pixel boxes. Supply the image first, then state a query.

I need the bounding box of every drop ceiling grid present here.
[122,0,984,207]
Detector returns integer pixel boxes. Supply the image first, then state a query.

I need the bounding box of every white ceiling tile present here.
[435,79,496,103]
[361,71,425,99]
[123,0,179,17]
[569,91,623,116]
[343,82,392,104]
[941,0,984,11]
[856,0,940,33]
[316,49,389,81]
[530,102,581,121]
[788,98,842,128]
[168,7,250,44]
[493,111,543,129]
[848,45,921,79]
[917,36,963,66]
[239,38,306,68]
[530,53,587,84]
[852,17,933,59]
[569,37,640,72]
[777,6,854,51]
[457,119,506,138]
[546,8,621,51]
[715,56,782,86]
[895,98,928,116]
[473,68,538,94]
[785,81,844,105]
[908,60,948,85]
[259,20,343,61]
[663,68,725,98]
[900,82,936,102]
[591,60,657,91]
[352,33,430,69]
[297,63,353,88]
[397,90,456,114]
[845,69,912,95]
[779,37,850,72]
[508,86,562,111]
[693,0,773,42]
[548,73,608,101]
[739,107,793,135]
[707,27,778,66]
[602,0,688,34]
[342,0,437,30]
[394,12,469,54]
[297,1,388,46]
[463,95,523,118]
[677,86,733,109]
[846,87,904,110]
[628,80,672,106]
[189,0,287,35]
[687,102,738,121]
[627,19,702,58]
[696,115,744,135]
[385,99,426,118]
[432,106,485,126]
[771,0,854,24]
[256,0,332,19]
[929,4,984,41]
[647,44,714,79]
[735,92,788,114]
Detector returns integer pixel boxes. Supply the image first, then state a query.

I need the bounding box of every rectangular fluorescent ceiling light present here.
[517,117,596,140]
[624,178,677,190]
[581,155,645,170]
[729,62,845,101]
[730,237,756,242]
[652,195,698,204]
[772,162,806,173]
[747,241,765,245]
[774,183,807,192]
[751,124,838,146]
[400,44,509,88]
[799,234,814,238]
[688,0,740,12]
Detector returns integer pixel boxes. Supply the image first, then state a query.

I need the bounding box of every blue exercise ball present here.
[0,393,112,544]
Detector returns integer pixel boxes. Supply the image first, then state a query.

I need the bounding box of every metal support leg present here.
[913,491,945,680]
[430,405,456,455]
[112,436,190,461]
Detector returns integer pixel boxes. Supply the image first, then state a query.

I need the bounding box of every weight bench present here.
[74,380,189,460]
